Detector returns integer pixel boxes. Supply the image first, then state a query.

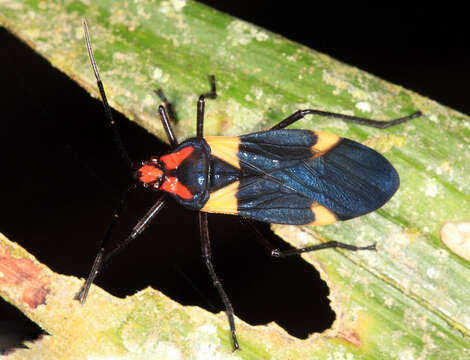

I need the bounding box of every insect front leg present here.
[154,88,179,148]
[157,105,179,148]
[76,193,168,303]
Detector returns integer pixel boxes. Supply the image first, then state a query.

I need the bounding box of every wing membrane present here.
[204,130,399,225]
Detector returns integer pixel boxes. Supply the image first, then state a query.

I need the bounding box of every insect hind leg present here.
[272,241,376,258]
[271,108,423,130]
[240,217,375,258]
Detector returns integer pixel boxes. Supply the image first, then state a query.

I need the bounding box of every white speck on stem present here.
[356,101,371,112]
[441,221,470,261]
[152,67,163,80]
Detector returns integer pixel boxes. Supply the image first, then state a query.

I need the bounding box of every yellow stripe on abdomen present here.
[201,181,239,214]
[204,136,240,169]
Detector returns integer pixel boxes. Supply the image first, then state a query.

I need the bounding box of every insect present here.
[76,20,423,351]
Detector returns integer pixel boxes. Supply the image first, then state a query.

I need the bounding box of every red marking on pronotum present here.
[0,248,50,309]
[160,177,193,199]
[160,146,194,170]
[139,164,163,184]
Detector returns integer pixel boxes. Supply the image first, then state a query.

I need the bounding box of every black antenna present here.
[82,19,132,169]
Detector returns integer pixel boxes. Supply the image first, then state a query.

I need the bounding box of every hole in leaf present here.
[0,300,45,355]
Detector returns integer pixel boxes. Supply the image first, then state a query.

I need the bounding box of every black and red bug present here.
[76,20,422,350]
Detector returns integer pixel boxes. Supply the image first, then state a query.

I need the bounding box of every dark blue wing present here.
[234,130,399,225]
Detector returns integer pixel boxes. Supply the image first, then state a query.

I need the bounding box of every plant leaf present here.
[0,0,469,358]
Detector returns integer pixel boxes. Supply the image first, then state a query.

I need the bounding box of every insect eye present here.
[152,181,161,190]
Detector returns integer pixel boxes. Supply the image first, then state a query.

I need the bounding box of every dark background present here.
[0,2,468,353]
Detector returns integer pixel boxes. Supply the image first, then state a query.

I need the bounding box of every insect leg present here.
[199,212,240,350]
[239,217,283,257]
[270,109,423,130]
[83,19,132,168]
[155,88,179,126]
[271,241,376,258]
[75,184,134,302]
[76,193,168,303]
[157,105,179,148]
[240,217,373,258]
[196,75,218,138]
[102,193,167,265]
[202,75,217,99]
[197,95,205,138]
